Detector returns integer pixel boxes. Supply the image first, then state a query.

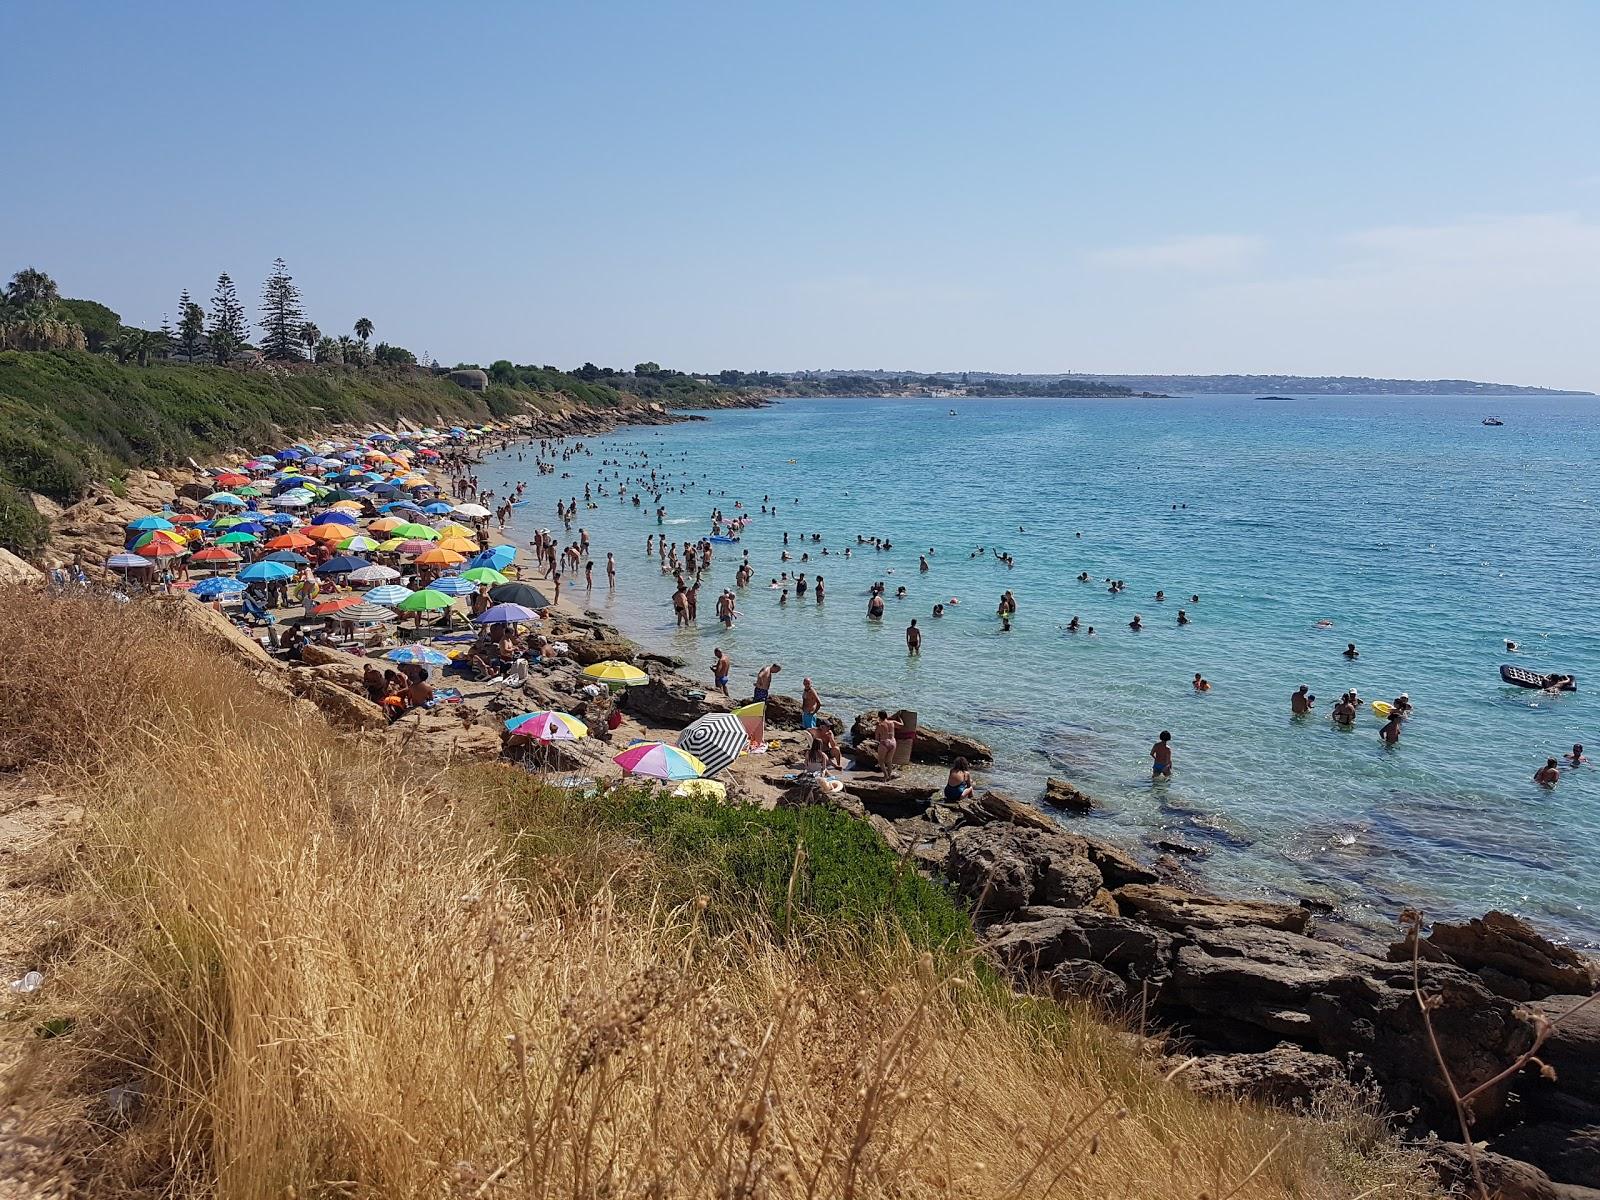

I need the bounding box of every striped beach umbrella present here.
[340,602,397,624]
[347,563,400,584]
[429,575,478,596]
[676,712,751,777]
[365,584,414,606]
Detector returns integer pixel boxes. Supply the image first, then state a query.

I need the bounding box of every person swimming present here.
[1192,673,1211,692]
[1344,643,1359,659]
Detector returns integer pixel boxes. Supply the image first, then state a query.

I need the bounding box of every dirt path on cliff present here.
[0,781,83,1199]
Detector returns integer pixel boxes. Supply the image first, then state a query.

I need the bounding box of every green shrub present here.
[0,480,49,557]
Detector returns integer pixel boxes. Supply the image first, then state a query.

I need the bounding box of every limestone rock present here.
[625,675,731,727]
[567,637,638,667]
[0,547,44,585]
[1391,912,1599,1000]
[983,906,1173,986]
[1042,777,1096,812]
[1114,883,1312,934]
[1531,994,1600,1103]
[840,778,936,817]
[289,675,388,731]
[1045,960,1129,1008]
[943,823,1103,920]
[972,789,1058,832]
[1185,1046,1349,1108]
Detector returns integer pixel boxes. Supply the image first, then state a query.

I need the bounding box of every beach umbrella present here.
[191,546,241,564]
[470,546,517,570]
[239,560,295,583]
[313,510,359,526]
[259,512,296,526]
[452,503,491,519]
[476,602,539,624]
[365,584,414,606]
[224,520,267,534]
[106,552,150,570]
[376,537,409,552]
[422,501,453,515]
[504,711,586,741]
[396,538,437,556]
[340,602,397,624]
[391,522,438,540]
[348,564,400,584]
[274,449,303,461]
[170,514,203,525]
[313,596,364,616]
[315,554,370,575]
[139,541,186,559]
[385,645,451,665]
[127,515,174,532]
[415,547,465,566]
[429,575,478,596]
[204,492,246,507]
[394,588,454,612]
[213,471,250,486]
[488,581,549,609]
[191,576,245,598]
[434,522,474,538]
[215,531,258,545]
[461,566,508,585]
[676,712,751,777]
[732,701,768,750]
[613,742,706,782]
[264,550,309,565]
[337,535,379,552]
[672,779,727,801]
[367,516,405,533]
[581,661,648,686]
[304,523,351,543]
[436,536,480,554]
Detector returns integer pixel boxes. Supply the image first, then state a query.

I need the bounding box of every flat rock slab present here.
[1114,883,1311,934]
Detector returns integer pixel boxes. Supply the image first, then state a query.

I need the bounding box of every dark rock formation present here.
[1391,911,1599,1000]
[1113,883,1312,934]
[1042,777,1096,812]
[625,674,731,727]
[943,825,1103,919]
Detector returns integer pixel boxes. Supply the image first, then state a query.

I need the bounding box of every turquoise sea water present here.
[485,394,1600,943]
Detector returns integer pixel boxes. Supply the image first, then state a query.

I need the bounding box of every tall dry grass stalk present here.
[0,589,1432,1198]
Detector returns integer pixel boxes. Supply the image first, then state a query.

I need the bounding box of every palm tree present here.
[354,316,373,345]
[335,334,360,363]
[300,322,320,360]
[123,327,166,367]
[5,267,60,308]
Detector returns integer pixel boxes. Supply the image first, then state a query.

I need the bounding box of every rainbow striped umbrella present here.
[504,711,587,742]
[613,742,707,781]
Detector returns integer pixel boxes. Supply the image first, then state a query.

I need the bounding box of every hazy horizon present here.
[7,2,1600,390]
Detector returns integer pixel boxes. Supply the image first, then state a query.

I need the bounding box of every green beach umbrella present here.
[394,588,455,612]
[391,522,439,540]
[216,530,259,545]
[460,566,509,585]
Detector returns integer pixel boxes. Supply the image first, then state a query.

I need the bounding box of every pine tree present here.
[258,257,306,360]
[175,289,206,359]
[208,272,248,363]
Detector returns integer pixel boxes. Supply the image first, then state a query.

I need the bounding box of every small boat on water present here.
[1483,416,1505,426]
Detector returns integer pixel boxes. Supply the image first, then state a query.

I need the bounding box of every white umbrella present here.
[348,564,401,584]
[452,503,491,519]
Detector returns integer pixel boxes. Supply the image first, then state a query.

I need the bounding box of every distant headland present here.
[767,370,1592,397]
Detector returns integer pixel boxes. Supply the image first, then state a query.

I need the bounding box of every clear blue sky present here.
[7,1,1600,387]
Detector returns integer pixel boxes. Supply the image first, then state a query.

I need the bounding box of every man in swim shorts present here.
[712,647,731,696]
[800,677,820,729]
[753,661,780,701]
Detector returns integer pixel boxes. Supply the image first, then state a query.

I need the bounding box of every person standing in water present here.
[1534,758,1561,786]
[906,618,922,655]
[1150,731,1173,778]
[1379,711,1403,747]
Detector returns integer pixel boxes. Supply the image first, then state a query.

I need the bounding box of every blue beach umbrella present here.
[476,603,540,624]
[238,560,295,583]
[429,575,478,596]
[384,645,451,666]
[204,492,246,507]
[468,546,516,570]
[191,576,245,598]
[365,584,414,606]
[315,554,370,575]
[264,550,309,565]
[314,510,359,526]
[127,515,174,532]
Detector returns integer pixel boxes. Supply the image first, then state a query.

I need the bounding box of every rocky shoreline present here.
[21,405,1600,1197]
[500,608,1600,1199]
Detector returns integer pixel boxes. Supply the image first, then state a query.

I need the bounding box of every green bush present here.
[486,770,972,952]
[0,480,49,557]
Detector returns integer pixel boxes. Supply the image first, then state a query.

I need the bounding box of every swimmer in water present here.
[1128,614,1142,631]
[1150,730,1173,777]
[1344,643,1359,659]
[1291,685,1315,715]
[1534,758,1561,787]
[1177,609,1190,626]
[1565,743,1588,767]
[1192,673,1211,692]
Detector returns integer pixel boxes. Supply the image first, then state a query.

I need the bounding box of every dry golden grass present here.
[0,588,1435,1198]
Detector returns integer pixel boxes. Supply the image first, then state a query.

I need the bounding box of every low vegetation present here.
[0,587,1432,1198]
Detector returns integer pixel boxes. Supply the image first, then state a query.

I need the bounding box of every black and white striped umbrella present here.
[676,712,750,777]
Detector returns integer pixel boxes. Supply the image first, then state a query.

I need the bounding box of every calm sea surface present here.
[484,394,1600,942]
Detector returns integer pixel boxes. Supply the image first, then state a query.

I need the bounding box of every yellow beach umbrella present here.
[437,536,480,553]
[581,661,648,686]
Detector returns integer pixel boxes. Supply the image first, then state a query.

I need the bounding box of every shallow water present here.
[484,394,1600,942]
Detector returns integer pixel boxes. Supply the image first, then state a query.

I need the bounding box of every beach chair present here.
[240,595,276,627]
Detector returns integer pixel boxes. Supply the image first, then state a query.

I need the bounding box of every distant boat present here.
[1483,416,1505,426]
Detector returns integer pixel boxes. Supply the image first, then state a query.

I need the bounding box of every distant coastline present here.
[765,370,1593,398]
